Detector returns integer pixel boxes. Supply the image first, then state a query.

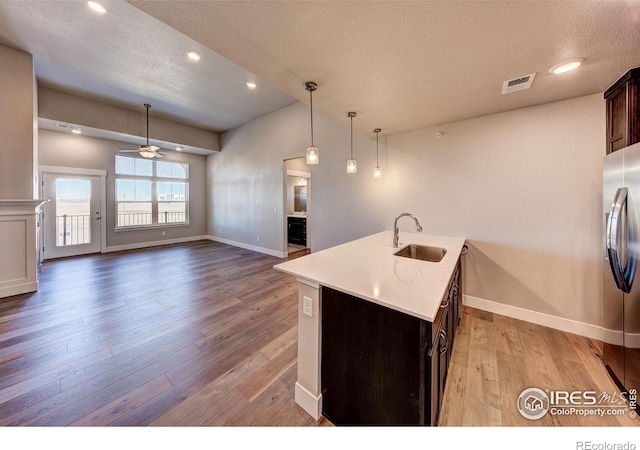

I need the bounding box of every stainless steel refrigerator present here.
[603,141,640,394]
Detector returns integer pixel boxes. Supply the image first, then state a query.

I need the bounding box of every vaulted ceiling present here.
[1,0,640,138]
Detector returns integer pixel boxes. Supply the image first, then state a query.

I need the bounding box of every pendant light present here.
[346,111,357,174]
[304,81,319,165]
[373,128,382,178]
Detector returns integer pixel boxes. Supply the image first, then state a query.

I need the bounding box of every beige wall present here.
[207,102,383,254]
[387,94,604,326]
[39,129,207,249]
[39,87,220,153]
[209,93,605,328]
[0,45,37,199]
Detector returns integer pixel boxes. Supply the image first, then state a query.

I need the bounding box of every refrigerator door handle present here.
[607,187,632,293]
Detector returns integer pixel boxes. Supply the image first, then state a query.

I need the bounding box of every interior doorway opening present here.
[283,157,311,256]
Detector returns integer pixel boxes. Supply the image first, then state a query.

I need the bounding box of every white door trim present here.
[39,167,107,257]
[39,165,107,177]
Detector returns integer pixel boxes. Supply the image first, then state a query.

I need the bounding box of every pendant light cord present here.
[376,130,379,165]
[350,116,354,159]
[309,89,314,146]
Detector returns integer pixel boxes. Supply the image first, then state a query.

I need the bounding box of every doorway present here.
[284,157,311,255]
[41,170,105,259]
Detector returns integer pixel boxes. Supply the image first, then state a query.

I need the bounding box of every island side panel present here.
[294,278,323,419]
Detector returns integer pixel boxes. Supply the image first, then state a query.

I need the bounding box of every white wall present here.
[39,129,208,249]
[208,93,605,329]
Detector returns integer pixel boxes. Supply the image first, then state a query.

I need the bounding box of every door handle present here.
[607,187,633,293]
[439,330,449,354]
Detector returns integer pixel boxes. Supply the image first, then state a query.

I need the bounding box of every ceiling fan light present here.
[139,148,156,159]
[306,145,319,165]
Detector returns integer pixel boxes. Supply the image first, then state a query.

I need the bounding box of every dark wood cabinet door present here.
[321,287,426,425]
[605,67,640,154]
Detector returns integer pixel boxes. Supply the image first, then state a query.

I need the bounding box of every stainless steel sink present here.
[394,244,447,262]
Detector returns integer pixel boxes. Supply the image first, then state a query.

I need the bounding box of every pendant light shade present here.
[346,111,357,174]
[304,81,319,165]
[373,128,382,178]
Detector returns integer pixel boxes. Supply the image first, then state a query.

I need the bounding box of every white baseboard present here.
[463,294,604,341]
[105,234,288,258]
[104,235,210,253]
[207,235,287,258]
[0,280,38,299]
[295,382,323,420]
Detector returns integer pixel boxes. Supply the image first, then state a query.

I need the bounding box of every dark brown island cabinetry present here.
[321,259,462,426]
[605,67,640,154]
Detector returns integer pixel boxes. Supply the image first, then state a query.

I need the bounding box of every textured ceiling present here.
[1,1,640,139]
[130,0,640,136]
[0,0,297,133]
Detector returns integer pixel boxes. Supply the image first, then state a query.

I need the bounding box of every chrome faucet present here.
[393,213,423,248]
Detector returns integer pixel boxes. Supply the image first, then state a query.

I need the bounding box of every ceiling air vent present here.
[501,72,536,95]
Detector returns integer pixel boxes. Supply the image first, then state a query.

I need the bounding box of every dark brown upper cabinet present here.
[605,67,640,154]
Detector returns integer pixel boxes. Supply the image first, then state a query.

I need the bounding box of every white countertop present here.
[273,230,466,322]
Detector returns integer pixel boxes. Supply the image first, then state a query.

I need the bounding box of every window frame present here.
[114,155,190,231]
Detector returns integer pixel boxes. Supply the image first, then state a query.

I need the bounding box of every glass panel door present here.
[42,173,102,259]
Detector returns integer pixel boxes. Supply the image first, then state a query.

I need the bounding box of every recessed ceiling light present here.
[549,58,586,74]
[87,1,106,14]
[187,51,201,61]
[246,82,257,90]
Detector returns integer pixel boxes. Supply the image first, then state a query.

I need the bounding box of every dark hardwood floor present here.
[0,240,323,426]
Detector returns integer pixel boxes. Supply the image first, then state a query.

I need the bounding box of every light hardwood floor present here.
[439,308,638,426]
[0,240,636,426]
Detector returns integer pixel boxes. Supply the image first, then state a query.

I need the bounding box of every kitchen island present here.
[273,230,466,425]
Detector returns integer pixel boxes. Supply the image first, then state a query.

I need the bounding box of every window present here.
[115,155,189,229]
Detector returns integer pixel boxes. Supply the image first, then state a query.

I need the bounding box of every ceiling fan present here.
[119,103,181,159]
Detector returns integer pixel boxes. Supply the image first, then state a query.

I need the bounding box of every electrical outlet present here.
[161,231,166,236]
[303,296,313,317]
